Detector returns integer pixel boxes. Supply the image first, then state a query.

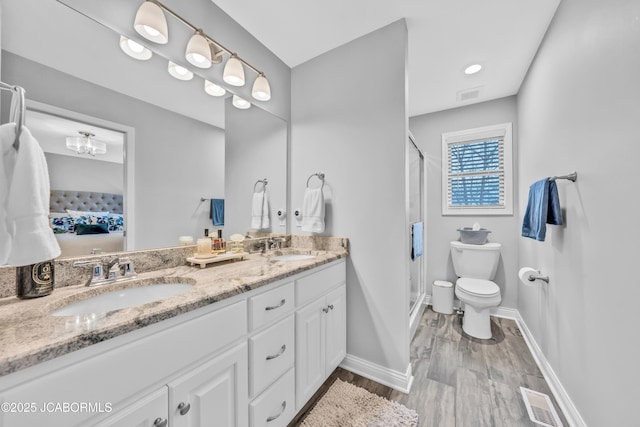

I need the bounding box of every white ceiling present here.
[212,0,561,117]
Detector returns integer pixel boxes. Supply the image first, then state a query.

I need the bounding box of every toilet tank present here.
[450,241,501,280]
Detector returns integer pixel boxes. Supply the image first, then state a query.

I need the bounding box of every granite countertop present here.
[0,247,347,378]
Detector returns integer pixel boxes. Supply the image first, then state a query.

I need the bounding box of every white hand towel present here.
[0,124,61,266]
[250,190,270,230]
[301,187,325,233]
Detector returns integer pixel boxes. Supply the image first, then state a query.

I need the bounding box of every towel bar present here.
[253,178,268,192]
[306,172,325,189]
[549,171,577,182]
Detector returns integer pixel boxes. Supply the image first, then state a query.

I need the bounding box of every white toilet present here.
[450,241,502,339]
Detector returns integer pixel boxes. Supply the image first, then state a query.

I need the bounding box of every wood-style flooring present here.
[290,307,568,426]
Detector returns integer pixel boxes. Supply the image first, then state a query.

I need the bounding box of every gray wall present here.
[2,52,225,250]
[410,96,520,308]
[517,0,640,424]
[225,97,288,237]
[291,20,411,377]
[45,153,124,195]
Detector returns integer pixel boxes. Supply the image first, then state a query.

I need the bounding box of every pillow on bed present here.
[75,223,109,235]
[66,209,110,226]
[49,215,76,234]
[107,213,125,232]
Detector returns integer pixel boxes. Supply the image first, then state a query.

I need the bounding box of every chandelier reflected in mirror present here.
[65,131,107,156]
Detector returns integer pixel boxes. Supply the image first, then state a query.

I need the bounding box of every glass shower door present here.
[408,133,425,336]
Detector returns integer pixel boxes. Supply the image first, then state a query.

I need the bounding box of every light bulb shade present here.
[119,35,152,60]
[232,95,251,109]
[252,73,271,101]
[185,32,212,68]
[168,61,194,80]
[87,139,107,156]
[464,64,482,74]
[223,55,245,86]
[204,80,226,97]
[66,136,84,152]
[134,1,168,44]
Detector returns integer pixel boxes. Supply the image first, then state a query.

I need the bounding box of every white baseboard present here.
[340,354,414,394]
[490,305,520,319]
[513,312,587,427]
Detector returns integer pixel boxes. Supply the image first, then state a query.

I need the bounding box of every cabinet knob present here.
[266,401,287,422]
[322,307,329,314]
[153,418,168,427]
[328,304,334,310]
[177,402,191,416]
[265,344,286,361]
[265,299,286,311]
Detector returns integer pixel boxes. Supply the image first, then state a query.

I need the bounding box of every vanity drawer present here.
[296,260,346,307]
[249,315,295,398]
[249,368,295,427]
[249,282,294,331]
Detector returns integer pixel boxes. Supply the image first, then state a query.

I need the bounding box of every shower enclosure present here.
[408,132,426,339]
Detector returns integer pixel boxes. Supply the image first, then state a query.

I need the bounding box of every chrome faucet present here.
[252,240,267,253]
[104,257,120,280]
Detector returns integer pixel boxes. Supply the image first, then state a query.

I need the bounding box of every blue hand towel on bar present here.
[411,222,423,260]
[211,198,224,226]
[522,178,563,242]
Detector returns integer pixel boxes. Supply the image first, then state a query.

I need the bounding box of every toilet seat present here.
[457,278,500,297]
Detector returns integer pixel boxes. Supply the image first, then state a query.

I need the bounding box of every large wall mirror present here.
[1,0,288,258]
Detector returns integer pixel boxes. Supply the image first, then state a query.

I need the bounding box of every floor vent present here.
[520,387,564,427]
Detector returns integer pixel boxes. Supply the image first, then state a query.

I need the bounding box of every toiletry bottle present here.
[16,260,55,299]
[216,229,226,252]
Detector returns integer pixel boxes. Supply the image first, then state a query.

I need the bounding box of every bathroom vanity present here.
[0,243,347,427]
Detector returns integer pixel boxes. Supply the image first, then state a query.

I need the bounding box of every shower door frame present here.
[408,132,426,339]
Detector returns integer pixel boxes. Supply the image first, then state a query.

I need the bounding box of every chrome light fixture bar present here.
[133,0,271,102]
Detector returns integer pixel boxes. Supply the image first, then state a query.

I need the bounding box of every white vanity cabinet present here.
[294,262,347,410]
[0,257,347,427]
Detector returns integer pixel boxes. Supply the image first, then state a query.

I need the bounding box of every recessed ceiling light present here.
[465,64,482,75]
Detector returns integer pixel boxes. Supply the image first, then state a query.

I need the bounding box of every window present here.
[442,122,513,215]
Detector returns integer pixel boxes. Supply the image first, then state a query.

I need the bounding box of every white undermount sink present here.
[52,283,193,316]
[271,254,316,261]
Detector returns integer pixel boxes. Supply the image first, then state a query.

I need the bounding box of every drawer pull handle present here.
[153,418,168,427]
[265,299,286,311]
[266,401,287,422]
[177,402,191,416]
[266,344,286,360]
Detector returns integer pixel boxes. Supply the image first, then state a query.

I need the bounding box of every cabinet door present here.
[168,342,248,427]
[295,297,327,410]
[325,285,347,376]
[94,387,169,427]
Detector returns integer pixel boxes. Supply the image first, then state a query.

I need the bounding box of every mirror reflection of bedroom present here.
[26,108,126,257]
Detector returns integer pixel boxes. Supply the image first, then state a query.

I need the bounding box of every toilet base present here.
[461,303,493,339]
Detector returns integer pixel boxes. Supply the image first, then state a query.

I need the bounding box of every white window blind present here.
[442,123,513,215]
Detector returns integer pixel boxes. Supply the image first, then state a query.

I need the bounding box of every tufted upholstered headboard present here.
[50,190,123,214]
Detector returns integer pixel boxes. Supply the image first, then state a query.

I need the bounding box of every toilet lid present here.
[457,278,500,296]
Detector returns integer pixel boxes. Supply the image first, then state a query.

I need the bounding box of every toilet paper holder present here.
[528,271,549,283]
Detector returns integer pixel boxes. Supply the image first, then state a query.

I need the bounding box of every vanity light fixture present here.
[130,0,271,101]
[133,0,168,44]
[465,64,482,75]
[204,80,226,97]
[168,61,194,80]
[119,35,153,60]
[66,131,107,156]
[232,94,251,110]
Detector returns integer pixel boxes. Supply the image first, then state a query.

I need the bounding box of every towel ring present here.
[306,172,325,190]
[253,178,268,192]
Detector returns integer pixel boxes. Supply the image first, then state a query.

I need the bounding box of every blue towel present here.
[411,222,423,260]
[211,198,224,226]
[522,178,563,242]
